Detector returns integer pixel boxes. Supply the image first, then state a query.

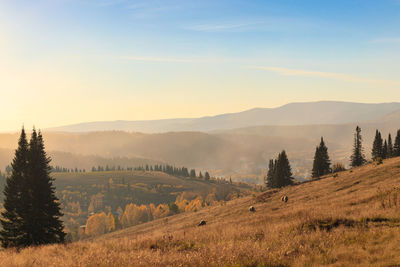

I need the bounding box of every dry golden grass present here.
[2,158,400,266]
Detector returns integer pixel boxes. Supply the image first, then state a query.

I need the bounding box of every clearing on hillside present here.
[2,158,400,266]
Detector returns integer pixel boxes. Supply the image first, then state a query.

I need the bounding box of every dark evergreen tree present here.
[394,130,400,157]
[199,172,203,179]
[388,134,394,158]
[268,151,293,188]
[0,128,65,248]
[0,128,29,248]
[190,169,196,178]
[350,126,366,167]
[274,151,293,187]
[205,172,210,181]
[266,159,275,187]
[382,140,388,159]
[24,130,65,246]
[371,130,383,160]
[312,137,331,178]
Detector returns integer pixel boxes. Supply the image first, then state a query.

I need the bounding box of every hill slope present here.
[47,101,400,133]
[2,158,400,266]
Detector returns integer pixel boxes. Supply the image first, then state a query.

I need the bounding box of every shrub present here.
[332,162,346,173]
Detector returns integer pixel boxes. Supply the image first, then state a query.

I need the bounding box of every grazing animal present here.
[249,206,256,212]
[198,220,207,226]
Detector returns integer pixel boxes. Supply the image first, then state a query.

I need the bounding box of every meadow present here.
[1,158,400,266]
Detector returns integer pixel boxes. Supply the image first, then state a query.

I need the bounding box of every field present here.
[2,158,400,266]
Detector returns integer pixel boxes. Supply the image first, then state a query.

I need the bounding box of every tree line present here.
[265,126,400,188]
[91,164,211,180]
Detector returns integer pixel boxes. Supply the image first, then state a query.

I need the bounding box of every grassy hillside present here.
[2,158,400,266]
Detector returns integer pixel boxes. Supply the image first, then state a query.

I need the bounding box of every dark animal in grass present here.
[198,220,207,226]
[249,206,256,212]
[281,196,288,202]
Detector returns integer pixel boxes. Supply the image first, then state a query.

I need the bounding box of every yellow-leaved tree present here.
[85,212,108,237]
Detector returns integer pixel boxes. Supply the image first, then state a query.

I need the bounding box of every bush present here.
[332,162,346,173]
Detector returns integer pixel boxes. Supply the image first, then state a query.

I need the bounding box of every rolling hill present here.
[2,157,400,266]
[47,101,400,133]
[1,119,400,180]
[2,101,400,180]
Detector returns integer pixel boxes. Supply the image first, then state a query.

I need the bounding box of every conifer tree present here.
[204,172,210,181]
[273,151,293,187]
[266,159,275,187]
[351,126,366,167]
[394,130,400,157]
[0,128,65,248]
[267,151,293,188]
[388,134,394,158]
[312,137,331,178]
[0,128,29,248]
[371,130,383,160]
[26,130,65,245]
[382,140,388,159]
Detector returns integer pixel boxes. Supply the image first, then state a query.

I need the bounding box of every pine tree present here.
[351,126,366,167]
[371,130,383,160]
[0,128,29,248]
[265,159,275,187]
[312,137,331,178]
[394,130,400,157]
[273,151,293,187]
[388,134,394,158]
[382,140,388,159]
[0,128,65,248]
[25,130,65,245]
[267,151,293,188]
[204,172,210,181]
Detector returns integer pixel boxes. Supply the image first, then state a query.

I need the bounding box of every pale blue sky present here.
[0,0,399,131]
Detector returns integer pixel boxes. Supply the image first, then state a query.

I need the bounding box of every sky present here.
[0,0,400,131]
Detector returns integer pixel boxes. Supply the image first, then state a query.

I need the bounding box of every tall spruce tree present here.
[0,128,64,248]
[371,130,383,160]
[388,134,394,158]
[270,151,293,188]
[312,137,331,178]
[275,150,293,187]
[382,140,388,159]
[394,130,400,157]
[266,159,275,187]
[0,128,29,248]
[350,126,366,167]
[26,130,65,245]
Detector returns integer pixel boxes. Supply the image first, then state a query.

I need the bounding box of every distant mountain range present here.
[1,101,400,181]
[47,101,400,133]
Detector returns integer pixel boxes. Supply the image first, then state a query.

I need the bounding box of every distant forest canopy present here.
[46,163,212,181]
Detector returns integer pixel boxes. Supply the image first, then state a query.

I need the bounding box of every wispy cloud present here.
[184,16,321,33]
[249,66,400,87]
[370,37,400,44]
[184,21,264,32]
[114,56,208,63]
